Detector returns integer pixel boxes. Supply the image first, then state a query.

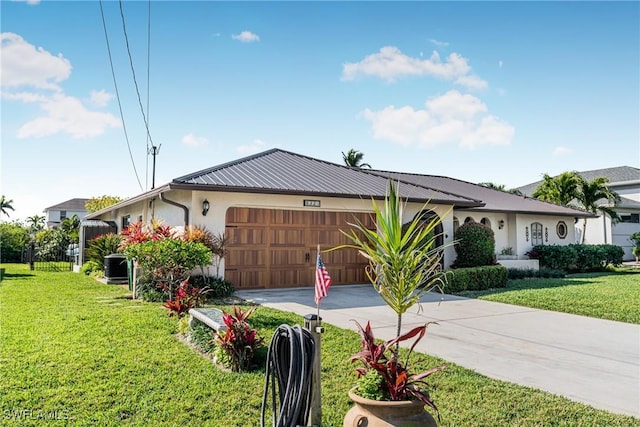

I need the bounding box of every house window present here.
[60,210,67,220]
[480,217,491,229]
[620,214,640,223]
[556,221,568,239]
[464,216,474,224]
[453,217,460,236]
[122,215,131,230]
[531,222,543,245]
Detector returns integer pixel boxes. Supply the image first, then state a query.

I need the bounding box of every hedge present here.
[444,265,508,293]
[526,244,624,272]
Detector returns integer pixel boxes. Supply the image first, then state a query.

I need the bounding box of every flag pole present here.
[316,244,321,325]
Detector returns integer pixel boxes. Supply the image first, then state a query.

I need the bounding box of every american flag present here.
[314,251,332,305]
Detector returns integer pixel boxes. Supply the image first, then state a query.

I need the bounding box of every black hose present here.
[261,324,316,427]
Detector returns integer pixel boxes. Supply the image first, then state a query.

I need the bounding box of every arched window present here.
[453,217,460,235]
[531,222,543,245]
[464,216,474,224]
[480,217,491,229]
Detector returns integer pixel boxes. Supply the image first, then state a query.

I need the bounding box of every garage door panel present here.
[225,207,373,289]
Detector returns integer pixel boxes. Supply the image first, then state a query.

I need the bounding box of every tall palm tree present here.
[0,195,15,217]
[576,177,620,243]
[26,214,46,232]
[342,149,371,168]
[532,171,582,206]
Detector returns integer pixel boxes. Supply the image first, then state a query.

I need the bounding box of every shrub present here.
[0,221,29,262]
[187,319,217,354]
[527,244,624,272]
[452,221,495,268]
[86,233,123,268]
[214,306,263,372]
[162,278,210,318]
[189,275,234,299]
[80,260,103,276]
[507,268,565,280]
[135,281,169,302]
[445,265,508,293]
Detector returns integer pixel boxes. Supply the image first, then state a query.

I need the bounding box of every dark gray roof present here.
[618,196,640,210]
[518,166,640,196]
[45,198,89,211]
[365,170,594,218]
[173,149,482,207]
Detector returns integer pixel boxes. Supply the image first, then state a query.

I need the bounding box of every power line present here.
[98,0,144,192]
[118,0,157,160]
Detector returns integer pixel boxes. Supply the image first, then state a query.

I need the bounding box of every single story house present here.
[85,149,594,289]
[518,166,640,260]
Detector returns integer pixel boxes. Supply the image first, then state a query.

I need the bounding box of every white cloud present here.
[11,0,41,5]
[181,133,208,147]
[89,89,112,107]
[232,31,260,43]
[16,93,120,139]
[553,146,572,156]
[429,39,449,48]
[342,46,487,90]
[237,139,266,154]
[362,90,514,149]
[2,91,48,103]
[1,32,71,90]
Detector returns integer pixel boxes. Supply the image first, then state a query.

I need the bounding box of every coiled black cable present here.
[261,324,316,427]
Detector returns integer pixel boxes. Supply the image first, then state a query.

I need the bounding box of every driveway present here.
[236,285,640,418]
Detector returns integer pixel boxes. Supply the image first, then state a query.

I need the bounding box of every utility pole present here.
[149,144,161,189]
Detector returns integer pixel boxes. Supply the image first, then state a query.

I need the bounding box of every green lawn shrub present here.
[527,244,624,272]
[80,260,103,276]
[452,221,495,267]
[189,275,235,299]
[445,265,508,293]
[0,221,29,262]
[507,268,565,280]
[85,233,123,268]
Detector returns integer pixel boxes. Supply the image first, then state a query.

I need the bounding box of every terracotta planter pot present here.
[343,388,437,427]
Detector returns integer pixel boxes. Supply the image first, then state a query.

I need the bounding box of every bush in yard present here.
[162,278,210,318]
[189,275,234,299]
[445,265,507,293]
[80,260,103,276]
[507,268,565,280]
[86,233,123,268]
[213,305,263,372]
[452,221,495,268]
[122,238,212,299]
[528,244,623,272]
[0,221,29,262]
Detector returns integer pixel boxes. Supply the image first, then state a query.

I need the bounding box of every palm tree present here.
[60,214,81,242]
[575,177,620,243]
[26,214,46,232]
[532,171,582,206]
[1,195,15,217]
[342,149,371,168]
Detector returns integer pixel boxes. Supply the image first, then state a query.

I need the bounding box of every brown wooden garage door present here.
[225,207,375,289]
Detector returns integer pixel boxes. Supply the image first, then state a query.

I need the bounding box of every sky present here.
[2,0,639,222]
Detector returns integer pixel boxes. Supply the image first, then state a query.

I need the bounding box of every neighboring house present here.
[86,149,593,289]
[44,198,90,229]
[518,166,640,260]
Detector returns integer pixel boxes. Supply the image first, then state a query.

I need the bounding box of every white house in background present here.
[518,166,640,261]
[85,149,593,290]
[44,198,90,229]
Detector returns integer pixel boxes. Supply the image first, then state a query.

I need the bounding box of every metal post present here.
[304,314,323,427]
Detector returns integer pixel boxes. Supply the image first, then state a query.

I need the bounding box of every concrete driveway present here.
[236,285,640,418]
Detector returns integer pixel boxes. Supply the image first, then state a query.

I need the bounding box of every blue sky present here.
[2,1,639,222]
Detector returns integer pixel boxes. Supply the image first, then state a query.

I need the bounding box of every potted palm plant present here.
[338,181,451,427]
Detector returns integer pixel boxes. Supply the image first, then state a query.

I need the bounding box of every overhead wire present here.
[118,0,156,158]
[98,0,144,192]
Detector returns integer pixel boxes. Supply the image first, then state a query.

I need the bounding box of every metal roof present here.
[172,149,482,207]
[366,170,594,218]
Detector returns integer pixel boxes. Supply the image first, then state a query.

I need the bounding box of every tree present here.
[0,221,30,262]
[26,215,46,233]
[531,172,582,206]
[575,177,620,244]
[0,195,15,217]
[85,195,124,213]
[342,149,371,168]
[60,214,81,242]
[478,182,523,196]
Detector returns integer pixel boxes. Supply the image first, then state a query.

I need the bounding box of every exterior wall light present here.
[498,219,505,229]
[202,199,210,216]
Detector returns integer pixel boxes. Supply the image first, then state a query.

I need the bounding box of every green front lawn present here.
[458,270,640,324]
[0,264,637,426]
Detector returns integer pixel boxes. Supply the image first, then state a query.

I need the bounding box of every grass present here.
[458,269,640,324]
[1,263,638,426]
